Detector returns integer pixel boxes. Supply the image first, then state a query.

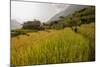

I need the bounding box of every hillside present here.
[48,5,88,22]
[59,6,95,24]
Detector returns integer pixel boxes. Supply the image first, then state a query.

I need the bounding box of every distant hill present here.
[61,6,95,24]
[44,6,95,30]
[48,5,89,22]
[11,19,22,30]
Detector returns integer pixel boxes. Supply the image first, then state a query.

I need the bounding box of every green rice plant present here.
[11,23,95,66]
[79,23,95,61]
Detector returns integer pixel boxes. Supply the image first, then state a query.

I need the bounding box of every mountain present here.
[11,19,22,30]
[48,5,89,22]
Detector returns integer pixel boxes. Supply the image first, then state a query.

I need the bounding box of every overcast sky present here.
[11,1,70,23]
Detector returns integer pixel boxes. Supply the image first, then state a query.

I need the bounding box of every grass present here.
[79,23,95,61]
[11,29,38,37]
[11,23,95,66]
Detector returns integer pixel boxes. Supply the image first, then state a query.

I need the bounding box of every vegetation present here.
[11,29,38,37]
[45,6,95,30]
[11,6,95,66]
[79,23,95,61]
[22,19,42,30]
[11,23,95,66]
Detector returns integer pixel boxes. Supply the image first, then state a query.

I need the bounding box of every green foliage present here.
[49,22,67,30]
[61,6,95,27]
[22,19,42,30]
[46,6,95,30]
[11,29,38,37]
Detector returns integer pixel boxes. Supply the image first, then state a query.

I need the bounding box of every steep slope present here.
[49,5,89,21]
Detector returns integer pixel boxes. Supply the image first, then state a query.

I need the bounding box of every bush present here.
[22,19,41,30]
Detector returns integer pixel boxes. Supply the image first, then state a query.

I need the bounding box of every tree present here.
[59,16,65,19]
[22,19,41,30]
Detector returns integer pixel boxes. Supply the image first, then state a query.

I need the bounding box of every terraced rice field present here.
[11,23,95,66]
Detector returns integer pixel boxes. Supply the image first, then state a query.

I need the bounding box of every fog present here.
[11,1,70,23]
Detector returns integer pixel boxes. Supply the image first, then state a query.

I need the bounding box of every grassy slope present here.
[11,23,95,66]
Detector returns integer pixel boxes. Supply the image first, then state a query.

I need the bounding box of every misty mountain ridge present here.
[48,5,89,22]
[11,19,22,30]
